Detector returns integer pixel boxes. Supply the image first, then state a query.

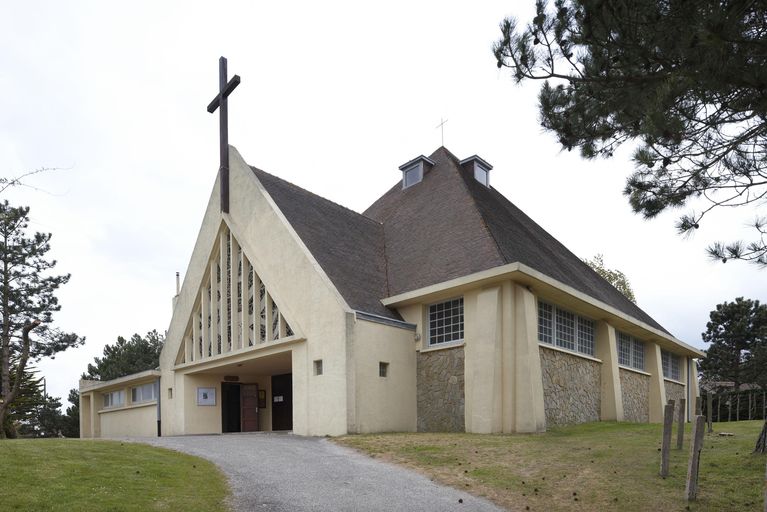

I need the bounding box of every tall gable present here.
[252,168,396,320]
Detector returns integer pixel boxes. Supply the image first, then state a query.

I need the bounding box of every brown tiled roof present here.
[365,147,668,334]
[252,167,396,319]
[252,148,669,334]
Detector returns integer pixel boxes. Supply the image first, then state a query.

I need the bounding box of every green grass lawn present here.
[0,439,230,512]
[336,420,766,512]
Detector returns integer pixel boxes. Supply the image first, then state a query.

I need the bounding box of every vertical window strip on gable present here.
[180,225,296,364]
[428,297,464,346]
[538,300,595,357]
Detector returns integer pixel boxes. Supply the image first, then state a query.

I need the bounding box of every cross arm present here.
[206,75,242,113]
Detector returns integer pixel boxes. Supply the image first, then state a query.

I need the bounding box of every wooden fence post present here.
[707,392,713,433]
[717,395,721,423]
[661,401,675,477]
[695,397,702,416]
[677,398,687,449]
[685,415,706,501]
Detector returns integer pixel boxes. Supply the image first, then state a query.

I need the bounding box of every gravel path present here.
[137,433,504,512]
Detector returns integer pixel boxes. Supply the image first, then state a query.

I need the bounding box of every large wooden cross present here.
[207,56,240,213]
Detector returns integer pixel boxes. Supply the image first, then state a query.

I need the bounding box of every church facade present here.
[79,146,702,438]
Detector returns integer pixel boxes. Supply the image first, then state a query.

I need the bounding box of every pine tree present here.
[83,330,164,381]
[699,297,767,390]
[0,201,83,438]
[61,388,80,438]
[493,0,767,265]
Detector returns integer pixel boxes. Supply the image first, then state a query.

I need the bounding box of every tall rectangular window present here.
[661,350,681,380]
[618,332,645,371]
[538,300,594,356]
[428,297,464,346]
[555,308,576,351]
[537,301,553,344]
[577,317,595,355]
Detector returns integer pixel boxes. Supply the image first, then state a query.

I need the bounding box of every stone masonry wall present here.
[416,346,465,432]
[665,380,686,419]
[620,368,650,422]
[539,346,601,427]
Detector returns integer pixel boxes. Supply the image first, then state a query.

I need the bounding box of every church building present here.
[79,145,702,438]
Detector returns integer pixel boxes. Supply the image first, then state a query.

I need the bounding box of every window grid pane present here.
[632,339,644,371]
[577,317,595,356]
[537,301,553,344]
[555,308,575,350]
[429,298,464,346]
[618,332,631,367]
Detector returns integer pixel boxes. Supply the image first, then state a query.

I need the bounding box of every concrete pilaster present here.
[595,322,624,421]
[647,342,667,423]
[513,285,546,432]
[465,286,503,433]
[501,281,514,433]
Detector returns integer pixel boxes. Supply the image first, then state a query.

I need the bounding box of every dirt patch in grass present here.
[336,421,765,511]
[0,439,230,512]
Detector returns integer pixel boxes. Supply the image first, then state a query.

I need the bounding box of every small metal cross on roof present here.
[207,56,241,213]
[435,118,448,147]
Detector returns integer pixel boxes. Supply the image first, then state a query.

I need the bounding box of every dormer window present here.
[403,163,422,188]
[399,155,435,189]
[474,164,489,186]
[460,155,493,187]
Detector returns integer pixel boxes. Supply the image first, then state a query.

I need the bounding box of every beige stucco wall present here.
[99,403,157,438]
[619,368,650,423]
[79,374,159,438]
[172,371,274,434]
[159,147,353,437]
[352,319,417,433]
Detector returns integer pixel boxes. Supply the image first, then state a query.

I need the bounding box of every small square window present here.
[314,359,323,376]
[379,362,389,378]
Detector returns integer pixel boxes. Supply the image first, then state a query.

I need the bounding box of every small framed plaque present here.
[258,389,266,409]
[197,387,216,406]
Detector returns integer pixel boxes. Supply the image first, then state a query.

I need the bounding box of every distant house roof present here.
[252,147,670,334]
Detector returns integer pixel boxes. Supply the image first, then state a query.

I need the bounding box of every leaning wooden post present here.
[695,396,702,416]
[661,401,675,477]
[707,392,714,433]
[677,398,687,449]
[685,415,706,501]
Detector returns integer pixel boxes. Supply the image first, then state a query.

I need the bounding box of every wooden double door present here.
[222,382,261,433]
[221,374,292,432]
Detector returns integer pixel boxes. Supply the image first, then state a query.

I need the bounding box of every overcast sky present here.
[1,1,764,404]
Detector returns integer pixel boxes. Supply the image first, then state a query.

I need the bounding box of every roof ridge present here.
[452,158,507,264]
[250,166,383,228]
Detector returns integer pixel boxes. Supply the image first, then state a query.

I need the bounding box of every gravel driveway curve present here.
[137,433,504,512]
